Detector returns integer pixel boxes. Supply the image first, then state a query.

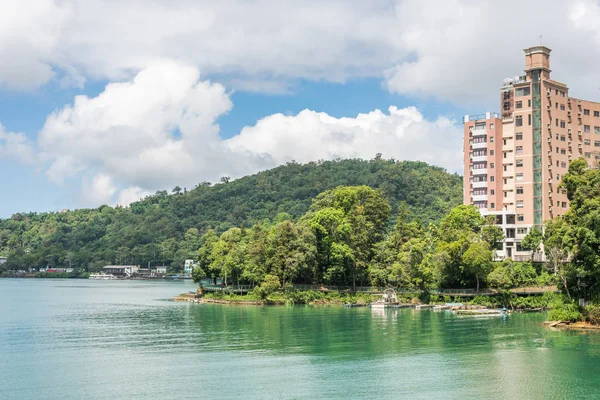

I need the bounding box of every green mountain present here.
[0,158,462,272]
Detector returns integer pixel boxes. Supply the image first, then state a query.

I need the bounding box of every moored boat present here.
[371,289,399,309]
[89,272,117,280]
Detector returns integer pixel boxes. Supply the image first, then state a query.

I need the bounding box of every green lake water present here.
[2,279,600,399]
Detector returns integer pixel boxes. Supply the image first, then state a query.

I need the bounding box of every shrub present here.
[253,274,281,299]
[585,304,600,325]
[548,301,582,322]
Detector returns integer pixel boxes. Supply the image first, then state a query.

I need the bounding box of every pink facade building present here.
[463,46,600,260]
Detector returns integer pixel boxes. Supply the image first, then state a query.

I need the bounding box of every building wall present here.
[463,45,599,260]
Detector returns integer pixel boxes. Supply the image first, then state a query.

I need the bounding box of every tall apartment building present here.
[463,46,600,260]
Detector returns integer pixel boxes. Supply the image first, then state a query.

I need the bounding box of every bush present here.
[548,301,582,322]
[253,274,281,299]
[585,304,600,325]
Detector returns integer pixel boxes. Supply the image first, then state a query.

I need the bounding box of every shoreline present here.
[543,321,600,331]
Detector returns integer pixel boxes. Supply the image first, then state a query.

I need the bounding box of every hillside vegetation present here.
[0,158,462,272]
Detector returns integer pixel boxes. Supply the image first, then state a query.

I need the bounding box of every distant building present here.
[184,259,196,275]
[155,266,167,275]
[103,265,140,277]
[0,256,7,266]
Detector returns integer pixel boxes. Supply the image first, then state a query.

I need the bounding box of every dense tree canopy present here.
[0,158,462,273]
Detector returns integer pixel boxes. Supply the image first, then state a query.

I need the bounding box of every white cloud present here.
[35,62,461,208]
[116,187,153,207]
[2,0,598,103]
[79,173,117,207]
[226,106,461,173]
[0,124,35,164]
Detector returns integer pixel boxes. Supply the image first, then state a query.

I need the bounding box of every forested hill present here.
[0,158,462,271]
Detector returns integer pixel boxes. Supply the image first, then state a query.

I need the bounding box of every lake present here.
[1,279,600,399]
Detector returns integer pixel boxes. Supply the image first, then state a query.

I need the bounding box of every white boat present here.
[89,272,117,280]
[371,289,399,309]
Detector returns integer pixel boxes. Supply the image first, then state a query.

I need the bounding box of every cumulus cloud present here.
[34,62,461,208]
[79,174,117,207]
[0,124,35,164]
[226,106,461,172]
[2,0,599,103]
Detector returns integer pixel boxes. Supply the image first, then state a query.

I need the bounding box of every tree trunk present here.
[561,275,571,300]
[476,276,480,294]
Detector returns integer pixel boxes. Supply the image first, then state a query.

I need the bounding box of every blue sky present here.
[1,0,599,218]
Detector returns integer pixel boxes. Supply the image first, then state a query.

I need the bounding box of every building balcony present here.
[472,168,487,176]
[503,167,515,177]
[472,181,487,189]
[472,194,488,202]
[471,155,487,163]
[472,142,487,150]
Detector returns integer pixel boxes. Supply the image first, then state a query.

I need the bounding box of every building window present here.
[516,146,523,154]
[490,176,494,182]
[585,139,591,145]
[516,133,523,140]
[516,242,524,252]
[561,161,567,168]
[490,136,494,142]
[528,114,532,125]
[516,159,523,167]
[490,189,495,195]
[562,202,567,208]
[515,116,523,127]
[490,150,494,156]
[556,119,559,127]
[585,125,591,133]
[490,203,495,208]
[561,104,565,111]
[504,191,508,198]
[560,121,566,128]
[528,99,532,107]
[595,111,600,117]
[561,148,566,155]
[585,152,591,158]
[516,200,524,208]
[557,174,560,181]
[516,87,531,96]
[516,173,523,181]
[517,227,528,234]
[517,214,524,222]
[555,102,559,109]
[490,163,494,169]
[585,109,591,116]
[561,91,566,97]
[516,186,524,194]
[490,123,494,130]
[596,141,600,147]
[516,101,523,109]
[560,135,566,142]
[595,126,600,134]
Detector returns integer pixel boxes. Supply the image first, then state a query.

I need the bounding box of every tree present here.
[480,216,504,249]
[172,186,182,195]
[522,227,543,261]
[309,186,391,289]
[192,266,206,283]
[463,241,493,293]
[543,218,576,299]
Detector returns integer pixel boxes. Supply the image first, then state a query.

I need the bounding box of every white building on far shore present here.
[0,256,7,265]
[184,260,196,276]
